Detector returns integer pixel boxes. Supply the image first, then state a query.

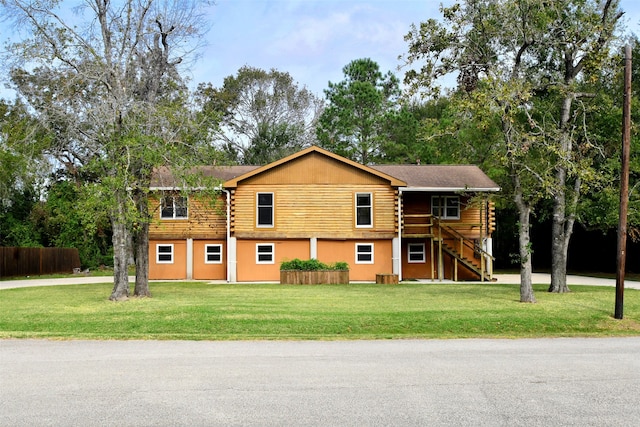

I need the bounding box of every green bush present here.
[280,258,349,271]
[333,261,349,271]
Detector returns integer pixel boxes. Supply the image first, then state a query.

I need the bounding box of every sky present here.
[191,0,640,98]
[191,0,449,96]
[2,1,640,98]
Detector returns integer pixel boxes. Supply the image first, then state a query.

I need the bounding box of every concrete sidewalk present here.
[0,276,137,290]
[2,273,640,290]
[492,273,640,289]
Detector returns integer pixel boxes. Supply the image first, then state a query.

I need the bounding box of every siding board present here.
[241,152,391,186]
[233,184,397,238]
[149,194,227,239]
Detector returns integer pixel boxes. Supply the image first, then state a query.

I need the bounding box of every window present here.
[257,193,274,227]
[156,244,174,264]
[408,243,426,263]
[205,244,223,264]
[161,195,188,219]
[431,196,460,220]
[355,243,374,264]
[256,243,274,264]
[355,193,373,227]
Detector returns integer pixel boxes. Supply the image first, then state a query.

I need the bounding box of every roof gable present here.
[223,146,407,188]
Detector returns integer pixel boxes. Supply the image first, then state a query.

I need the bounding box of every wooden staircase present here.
[401,212,494,281]
[440,240,493,281]
[434,218,494,282]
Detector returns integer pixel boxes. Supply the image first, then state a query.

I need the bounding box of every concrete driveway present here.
[2,338,640,426]
[2,273,640,289]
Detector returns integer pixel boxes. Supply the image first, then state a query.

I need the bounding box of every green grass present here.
[1,282,639,340]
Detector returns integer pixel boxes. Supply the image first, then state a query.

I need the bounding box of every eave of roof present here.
[150,165,260,190]
[400,186,500,192]
[371,164,500,192]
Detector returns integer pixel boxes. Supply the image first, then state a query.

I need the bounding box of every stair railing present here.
[433,216,494,281]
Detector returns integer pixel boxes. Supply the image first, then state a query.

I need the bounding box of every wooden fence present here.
[0,247,81,278]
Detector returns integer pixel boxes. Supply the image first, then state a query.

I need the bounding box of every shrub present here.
[280,258,349,271]
[332,261,349,271]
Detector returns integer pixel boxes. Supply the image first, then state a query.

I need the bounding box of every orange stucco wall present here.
[148,237,479,282]
[193,240,226,280]
[236,239,310,282]
[317,239,393,281]
[149,240,187,280]
[401,239,482,281]
[401,240,434,280]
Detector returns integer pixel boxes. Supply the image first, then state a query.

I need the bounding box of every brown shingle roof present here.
[370,165,499,191]
[150,148,498,192]
[150,165,260,188]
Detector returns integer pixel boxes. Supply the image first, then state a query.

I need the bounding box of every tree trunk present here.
[549,167,570,293]
[109,199,130,301]
[133,178,151,297]
[549,180,577,293]
[549,93,575,294]
[134,222,151,297]
[133,188,151,297]
[514,175,536,303]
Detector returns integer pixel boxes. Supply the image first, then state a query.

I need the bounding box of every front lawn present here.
[1,282,639,340]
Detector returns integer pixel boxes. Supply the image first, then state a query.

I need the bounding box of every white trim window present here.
[205,244,223,264]
[256,192,274,227]
[408,243,426,263]
[431,196,460,220]
[156,244,174,264]
[161,195,188,219]
[355,193,373,228]
[256,243,275,264]
[355,243,374,264]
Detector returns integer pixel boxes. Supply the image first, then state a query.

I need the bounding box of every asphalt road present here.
[2,338,640,426]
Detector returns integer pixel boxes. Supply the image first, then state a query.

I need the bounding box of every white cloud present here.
[193,0,640,97]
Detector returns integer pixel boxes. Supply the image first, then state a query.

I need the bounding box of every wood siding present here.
[149,194,227,239]
[240,151,393,186]
[232,184,397,239]
[402,193,494,240]
[230,153,398,239]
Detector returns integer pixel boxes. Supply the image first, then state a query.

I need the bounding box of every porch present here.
[399,194,495,282]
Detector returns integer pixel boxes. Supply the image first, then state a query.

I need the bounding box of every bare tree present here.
[1,0,215,300]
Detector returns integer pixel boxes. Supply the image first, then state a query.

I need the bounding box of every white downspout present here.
[310,237,318,259]
[222,189,236,283]
[396,188,403,281]
[186,238,193,280]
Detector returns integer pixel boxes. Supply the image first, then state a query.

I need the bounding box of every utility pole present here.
[615,44,632,320]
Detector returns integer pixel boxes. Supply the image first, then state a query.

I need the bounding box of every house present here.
[148,146,499,282]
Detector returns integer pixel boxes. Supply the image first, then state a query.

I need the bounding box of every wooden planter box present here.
[280,270,349,285]
[376,274,399,285]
